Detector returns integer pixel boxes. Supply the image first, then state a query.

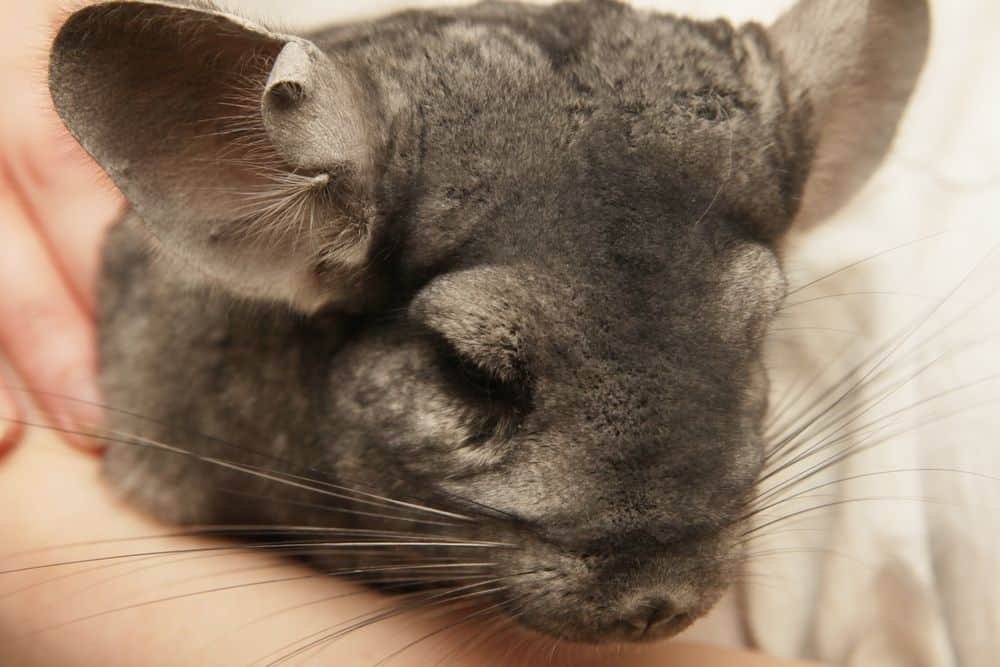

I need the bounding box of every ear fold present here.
[770,0,930,227]
[50,1,381,311]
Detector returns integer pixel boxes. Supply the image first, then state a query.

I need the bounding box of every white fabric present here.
[233,1,1000,664]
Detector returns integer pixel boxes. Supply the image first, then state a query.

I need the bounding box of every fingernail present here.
[0,423,13,454]
[57,375,106,454]
[69,375,104,427]
[0,393,21,454]
[56,412,106,454]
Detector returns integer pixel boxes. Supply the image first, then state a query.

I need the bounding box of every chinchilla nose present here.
[619,597,693,639]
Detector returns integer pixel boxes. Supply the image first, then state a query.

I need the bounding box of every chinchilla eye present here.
[416,333,529,449]
[432,333,532,410]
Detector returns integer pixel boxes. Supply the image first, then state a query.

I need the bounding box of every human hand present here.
[0,429,826,666]
[0,0,124,453]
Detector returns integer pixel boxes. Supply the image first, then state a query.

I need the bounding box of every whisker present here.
[761,380,1000,490]
[767,326,864,336]
[215,488,463,529]
[1,537,511,579]
[102,426,477,523]
[0,554,164,602]
[1,545,263,577]
[692,103,733,227]
[743,495,953,538]
[758,401,1000,507]
[765,242,1000,467]
[765,337,857,435]
[205,561,502,641]
[258,578,514,667]
[434,593,538,667]
[765,329,999,474]
[304,587,511,666]
[173,561,499,591]
[2,525,495,563]
[746,467,1000,521]
[372,596,517,667]
[7,387,492,524]
[28,571,505,640]
[764,322,913,461]
[784,231,947,298]
[781,290,928,310]
[781,329,1000,459]
[261,571,544,666]
[54,553,496,614]
[2,416,476,525]
[3,386,311,474]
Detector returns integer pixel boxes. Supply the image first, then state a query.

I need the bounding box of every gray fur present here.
[50,0,928,643]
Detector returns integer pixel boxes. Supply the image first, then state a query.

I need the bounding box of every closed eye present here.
[431,331,532,410]
[415,328,534,446]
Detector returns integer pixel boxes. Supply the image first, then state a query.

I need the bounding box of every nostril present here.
[622,598,691,638]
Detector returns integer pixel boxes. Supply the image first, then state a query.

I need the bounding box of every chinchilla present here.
[48,0,928,643]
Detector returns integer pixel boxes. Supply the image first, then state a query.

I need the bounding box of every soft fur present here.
[50,0,928,643]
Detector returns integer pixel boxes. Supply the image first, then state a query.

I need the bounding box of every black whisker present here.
[65,557,497,617]
[767,326,864,336]
[761,383,1000,493]
[784,231,947,298]
[259,579,513,667]
[764,242,999,472]
[2,525,497,563]
[743,495,953,538]
[372,597,514,667]
[28,572,504,641]
[434,593,538,667]
[1,536,511,579]
[193,562,505,657]
[260,571,542,666]
[746,467,1000,522]
[766,337,857,435]
[765,331,999,476]
[781,290,928,310]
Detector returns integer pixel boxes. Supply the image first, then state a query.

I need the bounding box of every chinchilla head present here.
[51,0,928,643]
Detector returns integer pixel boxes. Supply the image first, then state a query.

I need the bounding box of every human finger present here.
[0,170,103,451]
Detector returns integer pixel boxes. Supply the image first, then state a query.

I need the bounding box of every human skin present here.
[0,429,825,667]
[0,0,122,453]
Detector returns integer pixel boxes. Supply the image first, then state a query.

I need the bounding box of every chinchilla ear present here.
[50,1,382,311]
[770,0,930,227]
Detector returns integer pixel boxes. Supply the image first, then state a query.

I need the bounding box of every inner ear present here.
[770,0,930,227]
[52,3,287,216]
[50,2,380,311]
